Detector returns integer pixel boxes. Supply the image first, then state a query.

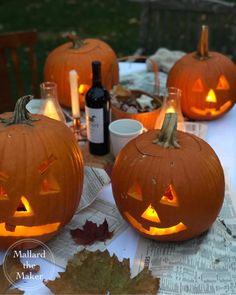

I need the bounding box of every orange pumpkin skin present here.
[0,112,84,249]
[44,38,119,109]
[167,51,236,120]
[112,130,225,241]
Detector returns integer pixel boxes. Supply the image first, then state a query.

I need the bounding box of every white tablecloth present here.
[1,62,236,294]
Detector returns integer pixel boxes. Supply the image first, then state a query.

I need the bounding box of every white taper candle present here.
[69,69,80,118]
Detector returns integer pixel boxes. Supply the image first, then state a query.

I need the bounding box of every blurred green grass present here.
[0,0,141,83]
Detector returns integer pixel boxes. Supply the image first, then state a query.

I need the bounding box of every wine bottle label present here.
[85,107,104,143]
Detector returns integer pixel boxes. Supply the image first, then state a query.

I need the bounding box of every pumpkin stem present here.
[67,33,85,49]
[196,25,209,60]
[0,95,38,126]
[153,113,180,148]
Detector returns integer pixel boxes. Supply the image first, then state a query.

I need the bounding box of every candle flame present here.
[166,106,176,113]
[42,100,62,121]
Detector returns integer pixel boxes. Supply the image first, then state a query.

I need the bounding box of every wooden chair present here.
[131,0,236,59]
[0,30,39,113]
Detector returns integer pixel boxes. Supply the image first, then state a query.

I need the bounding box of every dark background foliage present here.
[0,0,141,83]
[1,0,236,91]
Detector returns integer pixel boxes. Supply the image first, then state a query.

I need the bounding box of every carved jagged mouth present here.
[0,222,60,236]
[125,212,187,236]
[190,101,232,116]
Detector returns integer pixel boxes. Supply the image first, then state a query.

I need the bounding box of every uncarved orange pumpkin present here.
[112,113,225,241]
[0,96,84,249]
[44,35,119,109]
[167,26,236,120]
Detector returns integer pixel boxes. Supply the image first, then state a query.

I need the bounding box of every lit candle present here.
[69,70,80,118]
[42,100,62,121]
[166,106,176,113]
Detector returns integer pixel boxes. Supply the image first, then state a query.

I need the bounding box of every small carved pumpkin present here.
[112,113,225,241]
[167,26,236,120]
[44,35,119,109]
[0,96,84,249]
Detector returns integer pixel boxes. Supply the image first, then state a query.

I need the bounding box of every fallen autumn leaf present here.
[45,249,159,294]
[70,218,113,245]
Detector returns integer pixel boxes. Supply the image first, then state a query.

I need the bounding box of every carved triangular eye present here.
[40,175,60,195]
[0,171,9,182]
[192,78,204,92]
[14,196,33,217]
[141,205,160,223]
[0,186,8,200]
[127,182,143,201]
[160,185,179,207]
[216,75,230,90]
[38,154,57,174]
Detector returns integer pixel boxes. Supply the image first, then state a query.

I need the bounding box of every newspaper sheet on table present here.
[33,166,127,268]
[77,166,110,212]
[132,175,236,295]
[184,122,208,139]
[44,198,128,268]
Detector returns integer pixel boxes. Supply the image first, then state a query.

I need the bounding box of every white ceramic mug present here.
[109,119,144,157]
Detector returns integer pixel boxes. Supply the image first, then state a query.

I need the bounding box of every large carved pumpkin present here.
[112,113,225,241]
[44,35,119,109]
[167,26,236,120]
[0,96,84,249]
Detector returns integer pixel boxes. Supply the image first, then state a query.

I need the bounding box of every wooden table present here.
[79,142,114,177]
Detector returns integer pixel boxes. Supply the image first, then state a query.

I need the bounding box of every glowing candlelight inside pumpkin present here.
[206,89,217,103]
[14,196,33,217]
[141,205,160,223]
[69,70,80,118]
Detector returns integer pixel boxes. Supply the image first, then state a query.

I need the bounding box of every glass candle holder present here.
[40,82,66,123]
[154,87,185,131]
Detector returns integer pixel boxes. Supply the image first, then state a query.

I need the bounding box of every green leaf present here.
[45,250,159,294]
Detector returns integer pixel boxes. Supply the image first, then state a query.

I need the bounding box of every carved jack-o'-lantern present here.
[167,26,236,120]
[0,96,84,249]
[112,113,225,241]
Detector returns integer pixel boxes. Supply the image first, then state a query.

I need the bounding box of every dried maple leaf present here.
[0,253,40,294]
[45,249,159,294]
[70,218,113,245]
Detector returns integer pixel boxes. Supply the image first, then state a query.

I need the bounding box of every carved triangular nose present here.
[206,89,217,103]
[141,205,160,223]
[14,196,33,217]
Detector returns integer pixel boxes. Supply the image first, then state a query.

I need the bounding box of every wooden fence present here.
[131,0,236,59]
